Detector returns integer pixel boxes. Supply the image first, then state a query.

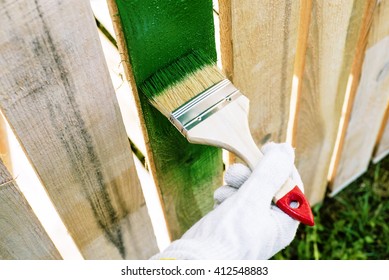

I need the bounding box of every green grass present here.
[273,155,389,260]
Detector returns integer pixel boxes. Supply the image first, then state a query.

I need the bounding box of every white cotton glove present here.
[213,163,251,208]
[151,142,303,260]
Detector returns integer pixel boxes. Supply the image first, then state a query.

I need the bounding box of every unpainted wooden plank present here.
[332,0,389,193]
[219,0,300,154]
[328,1,377,187]
[0,159,61,260]
[108,0,223,240]
[294,0,372,204]
[0,0,157,259]
[372,0,389,163]
[6,122,84,259]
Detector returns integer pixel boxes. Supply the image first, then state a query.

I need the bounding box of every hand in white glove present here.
[213,163,251,208]
[151,142,303,260]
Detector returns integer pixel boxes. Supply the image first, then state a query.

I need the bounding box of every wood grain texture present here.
[332,1,389,193]
[97,29,171,249]
[109,0,223,240]
[294,0,370,204]
[0,0,157,259]
[0,159,61,260]
[219,0,300,151]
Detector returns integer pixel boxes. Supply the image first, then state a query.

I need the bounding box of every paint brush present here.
[140,50,314,226]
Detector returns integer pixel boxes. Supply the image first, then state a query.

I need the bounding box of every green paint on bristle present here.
[140,50,224,116]
[140,51,213,99]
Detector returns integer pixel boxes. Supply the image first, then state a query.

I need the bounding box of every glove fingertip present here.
[214,185,238,206]
[224,163,251,188]
[260,141,277,154]
[261,142,295,163]
[253,148,294,185]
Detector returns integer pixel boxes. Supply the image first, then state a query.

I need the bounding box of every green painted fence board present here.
[110,0,223,239]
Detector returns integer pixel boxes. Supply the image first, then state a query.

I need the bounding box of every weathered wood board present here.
[294,0,373,204]
[332,1,389,193]
[0,0,157,259]
[372,1,389,164]
[219,0,300,152]
[0,159,61,259]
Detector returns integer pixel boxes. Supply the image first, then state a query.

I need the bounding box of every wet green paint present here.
[140,50,215,98]
[115,0,222,238]
[116,0,217,84]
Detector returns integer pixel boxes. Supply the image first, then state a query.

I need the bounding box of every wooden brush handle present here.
[186,95,296,202]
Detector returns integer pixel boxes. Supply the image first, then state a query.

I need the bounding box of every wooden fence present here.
[0,0,388,259]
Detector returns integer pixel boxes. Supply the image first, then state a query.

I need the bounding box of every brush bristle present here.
[140,51,225,117]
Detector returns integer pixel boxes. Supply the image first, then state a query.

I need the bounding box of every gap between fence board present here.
[97,29,171,250]
[294,0,371,204]
[0,0,157,259]
[97,29,147,158]
[0,159,61,260]
[331,0,389,194]
[219,0,300,166]
[91,0,116,38]
[92,0,148,167]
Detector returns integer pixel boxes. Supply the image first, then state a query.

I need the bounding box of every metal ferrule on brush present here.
[170,79,242,135]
